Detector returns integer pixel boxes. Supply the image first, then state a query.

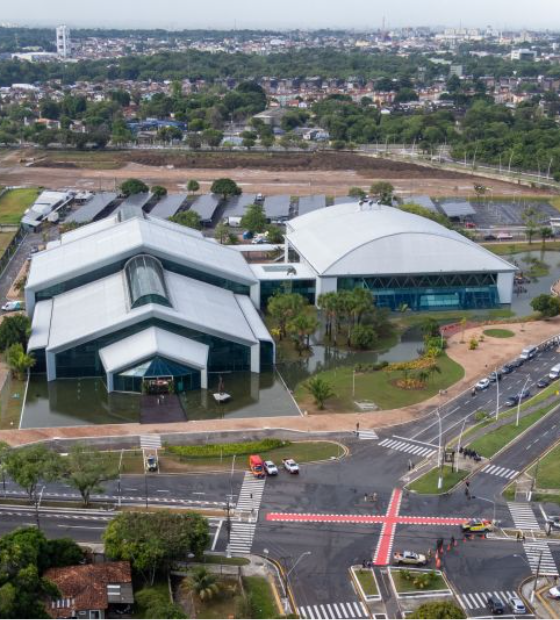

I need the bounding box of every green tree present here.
[350,325,377,350]
[214,221,231,244]
[136,587,187,619]
[265,224,284,244]
[186,133,202,150]
[267,293,306,340]
[240,203,267,233]
[287,312,319,353]
[348,187,367,199]
[151,185,168,199]
[522,206,538,244]
[170,210,202,230]
[202,128,223,148]
[539,225,553,247]
[304,376,335,410]
[111,118,133,145]
[120,178,149,196]
[349,288,374,327]
[0,314,31,351]
[5,445,64,506]
[103,512,210,585]
[65,444,119,507]
[370,181,395,205]
[180,567,221,601]
[6,343,35,379]
[317,292,339,340]
[530,293,560,318]
[187,179,200,195]
[411,601,465,619]
[211,178,241,199]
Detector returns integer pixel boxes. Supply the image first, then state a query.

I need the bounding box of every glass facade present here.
[337,273,500,311]
[124,255,171,309]
[35,254,250,302]
[113,356,201,393]
[259,279,316,310]
[53,318,251,379]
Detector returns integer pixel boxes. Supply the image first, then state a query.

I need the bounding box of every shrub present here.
[166,439,287,459]
[350,325,377,350]
[468,337,479,350]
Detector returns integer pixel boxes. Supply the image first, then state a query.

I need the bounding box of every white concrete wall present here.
[497,271,515,304]
[315,276,337,303]
[250,282,261,308]
[250,343,260,373]
[46,351,56,381]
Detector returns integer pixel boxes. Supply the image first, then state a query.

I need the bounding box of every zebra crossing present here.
[459,590,517,612]
[357,430,378,440]
[481,464,520,480]
[139,434,162,449]
[508,502,541,531]
[226,473,266,555]
[235,472,266,512]
[523,540,559,576]
[378,438,436,458]
[298,601,369,619]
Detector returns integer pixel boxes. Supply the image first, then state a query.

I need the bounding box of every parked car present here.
[501,364,514,374]
[145,455,157,472]
[1,300,23,312]
[264,460,278,476]
[487,595,505,615]
[505,395,520,407]
[282,458,300,474]
[537,378,550,388]
[507,595,526,614]
[461,519,494,533]
[511,358,524,368]
[518,388,531,400]
[488,371,502,382]
[549,586,560,600]
[483,234,497,241]
[476,378,490,391]
[393,551,427,566]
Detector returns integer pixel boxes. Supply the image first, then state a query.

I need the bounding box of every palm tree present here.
[287,313,319,354]
[317,292,338,340]
[6,343,35,379]
[539,226,553,248]
[180,567,221,602]
[304,376,335,410]
[350,288,373,327]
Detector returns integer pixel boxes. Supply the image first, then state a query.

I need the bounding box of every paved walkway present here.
[2,318,560,447]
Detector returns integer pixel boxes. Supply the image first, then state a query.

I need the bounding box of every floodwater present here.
[18,246,560,428]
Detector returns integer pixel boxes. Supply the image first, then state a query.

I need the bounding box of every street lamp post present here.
[436,408,443,490]
[282,551,312,614]
[514,551,544,603]
[495,367,500,421]
[517,377,531,427]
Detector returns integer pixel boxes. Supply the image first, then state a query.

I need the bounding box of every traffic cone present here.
[436,556,442,569]
[454,539,458,547]
[447,544,451,552]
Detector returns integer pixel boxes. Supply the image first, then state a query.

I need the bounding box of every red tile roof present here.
[44,561,132,619]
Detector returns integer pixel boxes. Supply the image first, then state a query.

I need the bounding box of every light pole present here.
[495,367,500,421]
[457,415,470,465]
[436,408,443,490]
[517,377,531,427]
[282,551,312,614]
[514,552,543,603]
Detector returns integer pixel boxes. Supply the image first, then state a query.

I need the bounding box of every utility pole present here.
[531,549,544,603]
[495,367,500,420]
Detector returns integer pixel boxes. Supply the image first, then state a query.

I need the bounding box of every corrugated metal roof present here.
[190,194,221,223]
[286,202,516,277]
[149,194,188,219]
[223,194,258,218]
[65,192,118,224]
[264,195,292,218]
[99,326,209,373]
[439,200,476,218]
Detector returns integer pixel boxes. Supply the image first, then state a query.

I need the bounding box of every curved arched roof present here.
[286,202,516,276]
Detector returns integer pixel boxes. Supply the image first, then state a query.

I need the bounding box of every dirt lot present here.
[0,148,547,198]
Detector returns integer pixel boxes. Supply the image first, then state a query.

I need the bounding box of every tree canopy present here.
[120,178,149,196]
[170,210,202,230]
[210,178,241,199]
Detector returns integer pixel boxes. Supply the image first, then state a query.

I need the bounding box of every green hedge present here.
[166,438,289,459]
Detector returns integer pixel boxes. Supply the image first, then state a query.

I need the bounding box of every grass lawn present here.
[391,569,447,593]
[0,231,17,255]
[483,328,515,338]
[408,466,468,494]
[468,403,555,458]
[0,188,40,225]
[355,569,378,596]
[243,576,278,619]
[162,440,342,471]
[294,353,464,411]
[483,241,560,255]
[202,555,250,566]
[40,150,125,170]
[0,375,27,430]
[532,442,560,490]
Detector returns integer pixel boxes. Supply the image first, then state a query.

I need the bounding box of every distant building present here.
[449,64,464,78]
[511,48,537,61]
[56,26,71,58]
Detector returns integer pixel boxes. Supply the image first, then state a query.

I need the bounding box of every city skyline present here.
[2,0,560,31]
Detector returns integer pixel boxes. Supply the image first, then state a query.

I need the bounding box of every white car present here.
[476,378,491,391]
[264,460,278,476]
[282,458,300,474]
[1,301,23,312]
[549,586,560,600]
[507,595,526,614]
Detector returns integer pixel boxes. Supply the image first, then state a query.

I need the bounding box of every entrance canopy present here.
[99,327,209,391]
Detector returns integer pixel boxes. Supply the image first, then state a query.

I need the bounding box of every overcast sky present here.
[3,0,559,31]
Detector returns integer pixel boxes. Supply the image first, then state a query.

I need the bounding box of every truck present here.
[393,551,427,566]
[282,458,300,474]
[249,454,265,479]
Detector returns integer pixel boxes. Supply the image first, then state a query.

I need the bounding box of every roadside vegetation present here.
[482,328,515,338]
[0,188,40,225]
[408,466,468,494]
[391,568,448,593]
[530,441,560,490]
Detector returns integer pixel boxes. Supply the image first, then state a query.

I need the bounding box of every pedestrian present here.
[408,459,413,471]
[356,422,360,434]
[472,387,476,397]
[516,530,521,541]
[364,493,368,503]
[450,535,455,548]
[522,532,526,541]
[362,559,367,568]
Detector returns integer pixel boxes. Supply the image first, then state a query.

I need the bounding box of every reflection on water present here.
[20,249,560,428]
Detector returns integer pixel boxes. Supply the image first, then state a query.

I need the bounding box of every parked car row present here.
[487,593,526,615]
[249,454,300,478]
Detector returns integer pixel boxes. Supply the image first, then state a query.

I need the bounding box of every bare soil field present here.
[0,148,548,198]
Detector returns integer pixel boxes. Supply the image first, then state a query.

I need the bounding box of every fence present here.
[0,226,25,282]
